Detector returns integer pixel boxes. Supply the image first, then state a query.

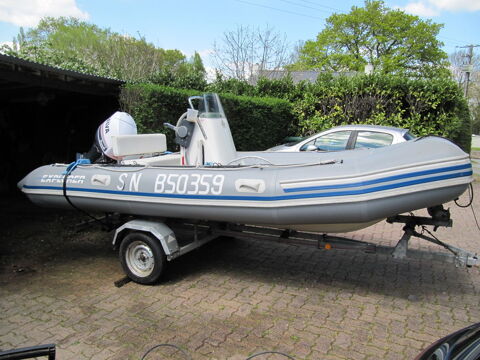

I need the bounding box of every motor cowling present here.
[86,111,137,162]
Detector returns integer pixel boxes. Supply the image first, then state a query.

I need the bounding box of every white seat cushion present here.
[121,153,182,166]
[112,134,167,157]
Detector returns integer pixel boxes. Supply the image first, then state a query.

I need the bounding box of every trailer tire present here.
[119,232,166,285]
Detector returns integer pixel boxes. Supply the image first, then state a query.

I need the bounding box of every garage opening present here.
[0,54,124,194]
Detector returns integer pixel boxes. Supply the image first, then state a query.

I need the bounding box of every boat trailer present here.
[100,206,478,285]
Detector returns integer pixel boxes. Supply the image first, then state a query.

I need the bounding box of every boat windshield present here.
[196,93,226,119]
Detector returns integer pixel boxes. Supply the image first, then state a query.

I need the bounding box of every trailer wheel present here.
[119,232,166,285]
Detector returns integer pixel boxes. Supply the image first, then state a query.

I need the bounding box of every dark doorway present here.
[0,54,123,194]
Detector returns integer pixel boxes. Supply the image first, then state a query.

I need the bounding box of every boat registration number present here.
[154,174,225,195]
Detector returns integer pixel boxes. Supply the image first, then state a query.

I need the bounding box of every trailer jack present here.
[387,213,478,268]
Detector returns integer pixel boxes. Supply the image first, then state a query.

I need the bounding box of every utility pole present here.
[457,44,480,97]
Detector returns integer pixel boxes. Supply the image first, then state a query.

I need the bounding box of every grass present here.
[472,147,480,151]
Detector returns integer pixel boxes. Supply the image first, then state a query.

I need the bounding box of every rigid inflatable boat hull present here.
[19,136,473,233]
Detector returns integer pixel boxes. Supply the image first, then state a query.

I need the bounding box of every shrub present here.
[293,74,471,151]
[120,74,471,153]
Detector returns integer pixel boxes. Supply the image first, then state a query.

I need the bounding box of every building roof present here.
[261,70,320,83]
[0,53,124,99]
[250,69,359,84]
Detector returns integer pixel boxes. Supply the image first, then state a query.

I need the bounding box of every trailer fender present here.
[112,219,179,256]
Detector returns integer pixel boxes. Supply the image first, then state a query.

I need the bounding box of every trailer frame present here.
[109,209,478,284]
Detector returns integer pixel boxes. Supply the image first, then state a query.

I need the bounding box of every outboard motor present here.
[84,111,137,162]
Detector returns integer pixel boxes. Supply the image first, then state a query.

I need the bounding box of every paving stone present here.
[1,184,480,359]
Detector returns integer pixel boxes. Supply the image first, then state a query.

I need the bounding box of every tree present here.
[288,0,448,75]
[212,25,290,81]
[148,51,207,90]
[449,50,480,133]
[2,17,204,84]
[288,40,305,66]
[449,50,480,93]
[472,104,480,134]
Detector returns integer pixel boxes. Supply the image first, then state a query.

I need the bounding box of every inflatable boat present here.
[18,93,473,233]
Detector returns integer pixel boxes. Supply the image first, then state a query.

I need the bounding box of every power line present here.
[298,0,345,12]
[232,0,327,20]
[277,0,335,14]
[438,35,465,46]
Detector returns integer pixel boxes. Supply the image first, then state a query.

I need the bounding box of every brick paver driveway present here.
[1,182,479,359]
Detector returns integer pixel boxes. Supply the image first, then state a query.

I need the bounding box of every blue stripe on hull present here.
[23,170,472,202]
[283,164,472,192]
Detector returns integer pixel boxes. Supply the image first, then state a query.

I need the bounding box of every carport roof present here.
[0,53,125,98]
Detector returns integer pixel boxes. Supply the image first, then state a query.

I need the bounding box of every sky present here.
[0,0,479,69]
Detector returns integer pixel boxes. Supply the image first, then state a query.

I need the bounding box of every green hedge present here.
[290,74,471,152]
[119,84,295,151]
[120,75,471,153]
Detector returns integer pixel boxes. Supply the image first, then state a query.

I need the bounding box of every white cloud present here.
[401,2,440,16]
[396,0,480,16]
[430,0,480,12]
[205,66,217,83]
[183,48,214,60]
[197,48,214,58]
[0,41,13,53]
[0,0,89,27]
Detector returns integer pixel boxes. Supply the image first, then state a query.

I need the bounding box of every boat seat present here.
[121,153,182,166]
[112,134,167,157]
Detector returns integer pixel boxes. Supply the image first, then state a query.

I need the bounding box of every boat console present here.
[89,93,239,167]
[163,93,238,166]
